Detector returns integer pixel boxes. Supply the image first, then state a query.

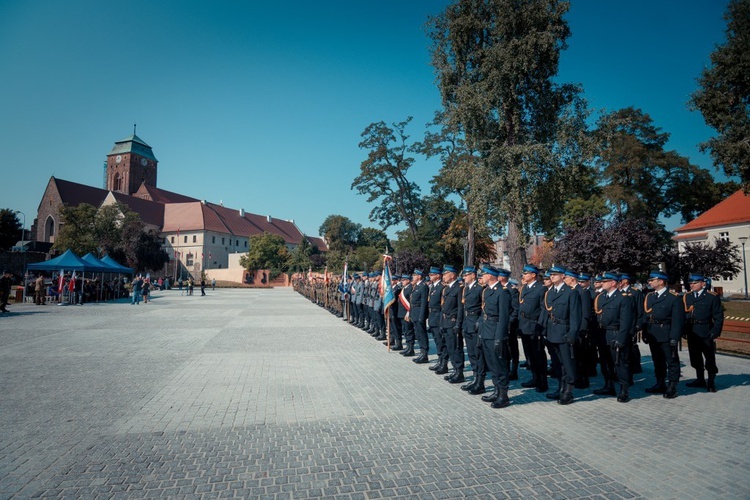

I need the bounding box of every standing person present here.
[619,273,644,381]
[641,270,684,399]
[592,274,618,396]
[211,277,216,291]
[397,275,413,354]
[179,278,184,296]
[518,264,548,392]
[201,277,206,296]
[131,275,143,305]
[35,274,45,305]
[427,267,447,373]
[440,265,464,383]
[541,266,582,405]
[142,278,150,303]
[563,269,592,389]
[683,274,724,392]
[409,269,430,364]
[188,277,194,296]
[497,269,520,380]
[0,270,12,313]
[595,272,634,402]
[478,265,512,408]
[460,266,484,392]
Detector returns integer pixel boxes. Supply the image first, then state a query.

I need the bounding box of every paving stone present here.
[0,289,747,499]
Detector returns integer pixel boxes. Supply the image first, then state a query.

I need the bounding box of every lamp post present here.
[739,236,748,300]
[15,211,26,302]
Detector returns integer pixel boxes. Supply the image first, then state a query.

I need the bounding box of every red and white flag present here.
[58,270,65,294]
[68,272,76,292]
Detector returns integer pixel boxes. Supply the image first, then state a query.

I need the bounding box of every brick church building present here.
[32,132,326,280]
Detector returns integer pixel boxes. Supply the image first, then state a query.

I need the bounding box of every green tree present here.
[690,0,750,191]
[54,203,100,255]
[594,107,734,224]
[285,236,313,274]
[394,195,459,265]
[318,214,361,253]
[357,227,390,252]
[239,232,289,279]
[0,209,22,251]
[428,0,592,275]
[353,117,423,239]
[663,238,742,287]
[351,246,382,273]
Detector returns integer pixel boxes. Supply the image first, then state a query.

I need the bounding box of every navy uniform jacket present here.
[397,283,412,319]
[428,281,444,328]
[594,290,633,345]
[372,282,382,313]
[683,290,723,339]
[572,283,592,333]
[518,281,545,336]
[642,290,684,343]
[503,283,519,329]
[541,283,582,344]
[462,281,483,334]
[440,281,464,331]
[354,280,365,305]
[479,283,511,341]
[409,280,428,323]
[620,286,644,335]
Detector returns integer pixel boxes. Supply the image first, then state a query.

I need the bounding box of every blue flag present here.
[381,255,396,311]
[338,262,348,295]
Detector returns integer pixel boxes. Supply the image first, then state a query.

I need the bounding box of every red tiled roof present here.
[135,184,199,204]
[675,190,750,232]
[110,192,165,227]
[47,177,109,210]
[307,236,328,252]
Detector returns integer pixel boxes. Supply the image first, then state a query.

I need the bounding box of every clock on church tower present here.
[105,128,158,195]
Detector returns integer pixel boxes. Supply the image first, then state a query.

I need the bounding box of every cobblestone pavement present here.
[1,288,748,499]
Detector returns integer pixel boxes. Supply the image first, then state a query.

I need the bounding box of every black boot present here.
[392,340,404,351]
[481,386,499,402]
[491,388,510,408]
[706,375,717,393]
[401,345,415,357]
[413,350,429,364]
[521,374,538,388]
[469,379,486,395]
[461,378,477,391]
[429,359,441,371]
[645,379,667,394]
[617,384,630,403]
[448,370,465,384]
[434,360,449,375]
[509,362,518,381]
[686,370,706,388]
[546,379,561,400]
[535,375,548,393]
[558,381,574,405]
[663,380,678,399]
[593,380,616,396]
[574,376,589,389]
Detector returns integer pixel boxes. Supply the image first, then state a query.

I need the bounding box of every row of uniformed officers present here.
[295,263,723,407]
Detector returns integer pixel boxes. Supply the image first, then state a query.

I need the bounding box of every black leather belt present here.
[649,319,671,325]
[483,314,498,321]
[689,319,709,324]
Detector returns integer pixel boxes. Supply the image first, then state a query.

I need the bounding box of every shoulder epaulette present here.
[669,291,679,296]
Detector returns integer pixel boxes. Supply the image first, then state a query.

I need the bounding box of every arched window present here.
[45,216,56,242]
[114,173,122,192]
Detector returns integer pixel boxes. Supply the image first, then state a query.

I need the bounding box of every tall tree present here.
[0,209,22,251]
[318,214,361,253]
[357,227,390,252]
[595,107,735,224]
[285,236,314,274]
[352,117,423,239]
[239,232,289,279]
[690,0,750,191]
[428,0,591,276]
[54,203,100,255]
[663,238,742,287]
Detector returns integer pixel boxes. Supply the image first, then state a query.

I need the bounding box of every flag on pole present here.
[58,270,65,294]
[381,255,396,311]
[338,262,348,294]
[68,271,76,292]
[324,265,329,284]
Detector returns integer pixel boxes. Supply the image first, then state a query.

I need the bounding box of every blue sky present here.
[0,0,732,238]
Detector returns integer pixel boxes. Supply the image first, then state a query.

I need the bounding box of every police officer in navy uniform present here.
[497,269,520,381]
[619,273,644,381]
[592,274,617,396]
[427,267,448,373]
[409,269,430,363]
[563,269,592,389]
[478,265,512,408]
[459,266,484,392]
[397,274,414,354]
[641,270,684,399]
[683,274,724,392]
[595,272,634,402]
[541,266,582,405]
[440,265,465,383]
[518,264,548,392]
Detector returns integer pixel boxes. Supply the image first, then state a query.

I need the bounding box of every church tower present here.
[105,127,158,195]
